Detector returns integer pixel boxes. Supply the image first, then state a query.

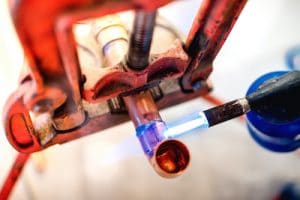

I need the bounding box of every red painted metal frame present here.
[0,153,30,200]
[3,0,247,153]
[181,0,247,91]
[4,0,174,153]
[0,94,226,200]
[1,0,248,198]
[83,41,189,103]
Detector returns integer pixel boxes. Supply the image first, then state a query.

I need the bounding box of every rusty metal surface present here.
[46,82,210,147]
[1,0,248,197]
[9,0,173,132]
[181,0,247,91]
[3,0,247,153]
[82,40,189,102]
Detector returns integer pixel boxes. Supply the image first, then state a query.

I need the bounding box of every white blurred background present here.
[1,0,300,199]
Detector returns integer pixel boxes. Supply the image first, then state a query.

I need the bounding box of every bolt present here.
[127,10,157,69]
[107,96,126,113]
[149,85,163,101]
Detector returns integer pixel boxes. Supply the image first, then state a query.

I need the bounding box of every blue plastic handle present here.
[246,71,300,152]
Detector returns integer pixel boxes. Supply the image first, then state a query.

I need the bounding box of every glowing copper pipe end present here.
[123,91,190,178]
[134,120,190,178]
[151,139,190,178]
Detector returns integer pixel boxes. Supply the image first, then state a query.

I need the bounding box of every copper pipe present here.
[123,10,190,177]
[123,91,190,178]
[153,139,190,178]
[94,14,190,178]
[123,91,161,127]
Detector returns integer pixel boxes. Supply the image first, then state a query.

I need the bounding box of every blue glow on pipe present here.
[165,111,209,138]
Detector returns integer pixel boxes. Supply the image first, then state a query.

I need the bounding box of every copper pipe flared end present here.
[151,139,190,178]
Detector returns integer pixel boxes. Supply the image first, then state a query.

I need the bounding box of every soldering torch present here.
[166,70,300,138]
[132,71,300,178]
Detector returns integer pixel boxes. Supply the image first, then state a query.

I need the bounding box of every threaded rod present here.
[127,10,157,69]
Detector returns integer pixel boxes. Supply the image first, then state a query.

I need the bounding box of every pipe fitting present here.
[136,120,190,178]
